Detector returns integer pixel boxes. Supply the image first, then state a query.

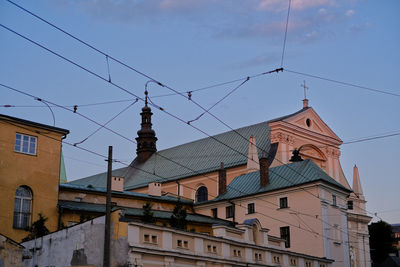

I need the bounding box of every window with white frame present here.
[13,186,32,229]
[279,197,288,208]
[248,203,255,214]
[14,133,37,155]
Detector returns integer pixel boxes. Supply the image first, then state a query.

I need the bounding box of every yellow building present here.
[0,114,69,242]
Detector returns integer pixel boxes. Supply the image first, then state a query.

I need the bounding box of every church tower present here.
[135,91,157,163]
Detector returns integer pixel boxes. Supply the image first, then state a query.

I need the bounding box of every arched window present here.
[196,186,208,203]
[13,186,32,229]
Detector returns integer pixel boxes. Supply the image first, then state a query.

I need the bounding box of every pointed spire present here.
[352,164,364,199]
[247,135,259,172]
[136,89,157,163]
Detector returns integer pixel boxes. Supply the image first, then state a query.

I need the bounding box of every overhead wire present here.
[0,23,381,221]
[280,0,292,68]
[285,69,400,98]
[73,98,138,146]
[2,81,375,249]
[2,1,380,255]
[6,120,360,250]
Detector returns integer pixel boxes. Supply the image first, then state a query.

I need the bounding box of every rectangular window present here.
[280,226,290,248]
[347,200,353,210]
[279,197,288,208]
[226,205,234,218]
[211,208,218,218]
[248,203,255,214]
[332,195,337,206]
[15,133,37,155]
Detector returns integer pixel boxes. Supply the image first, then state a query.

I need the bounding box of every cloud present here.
[52,0,362,45]
[257,0,335,12]
[230,53,282,69]
[345,9,355,17]
[348,22,371,34]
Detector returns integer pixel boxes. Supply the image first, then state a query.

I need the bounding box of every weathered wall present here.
[0,235,23,267]
[21,215,129,267]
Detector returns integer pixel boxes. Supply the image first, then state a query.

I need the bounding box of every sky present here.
[1,0,399,223]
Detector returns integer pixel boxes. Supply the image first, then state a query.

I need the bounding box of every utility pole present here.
[103,146,112,267]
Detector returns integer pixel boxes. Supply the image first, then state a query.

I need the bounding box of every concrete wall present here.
[21,215,129,267]
[0,235,23,267]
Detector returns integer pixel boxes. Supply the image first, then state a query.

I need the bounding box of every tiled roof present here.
[69,119,274,190]
[58,200,232,226]
[60,183,192,204]
[201,159,351,203]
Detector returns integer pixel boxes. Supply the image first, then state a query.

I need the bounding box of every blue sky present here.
[1,0,399,223]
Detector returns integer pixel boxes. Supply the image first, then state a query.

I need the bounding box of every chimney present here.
[148,182,162,196]
[259,153,269,187]
[218,162,227,196]
[247,135,259,173]
[111,176,124,192]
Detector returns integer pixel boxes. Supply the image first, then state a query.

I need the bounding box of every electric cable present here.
[0,23,382,235]
[280,0,292,68]
[285,69,400,97]
[73,98,138,146]
[0,23,379,219]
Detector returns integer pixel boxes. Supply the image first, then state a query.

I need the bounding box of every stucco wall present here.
[0,120,65,242]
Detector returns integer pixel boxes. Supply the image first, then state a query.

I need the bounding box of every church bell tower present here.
[135,90,157,163]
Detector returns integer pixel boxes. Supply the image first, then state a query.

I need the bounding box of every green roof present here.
[60,151,67,183]
[60,183,192,204]
[70,119,273,190]
[58,200,232,226]
[202,159,351,203]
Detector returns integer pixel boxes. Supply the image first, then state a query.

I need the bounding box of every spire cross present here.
[301,80,309,99]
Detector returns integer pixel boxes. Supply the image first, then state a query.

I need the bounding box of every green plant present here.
[22,213,50,242]
[170,201,187,230]
[142,202,155,223]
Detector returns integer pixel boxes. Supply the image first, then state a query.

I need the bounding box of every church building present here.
[71,96,372,267]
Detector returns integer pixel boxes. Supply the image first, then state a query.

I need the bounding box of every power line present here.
[1,22,381,225]
[73,98,138,146]
[343,132,400,144]
[187,77,250,124]
[0,21,379,220]
[5,0,284,103]
[1,83,371,244]
[5,120,357,249]
[3,1,378,255]
[281,0,292,68]
[2,98,138,108]
[285,69,400,97]
[3,85,376,256]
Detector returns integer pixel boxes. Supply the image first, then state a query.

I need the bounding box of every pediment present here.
[278,108,342,142]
